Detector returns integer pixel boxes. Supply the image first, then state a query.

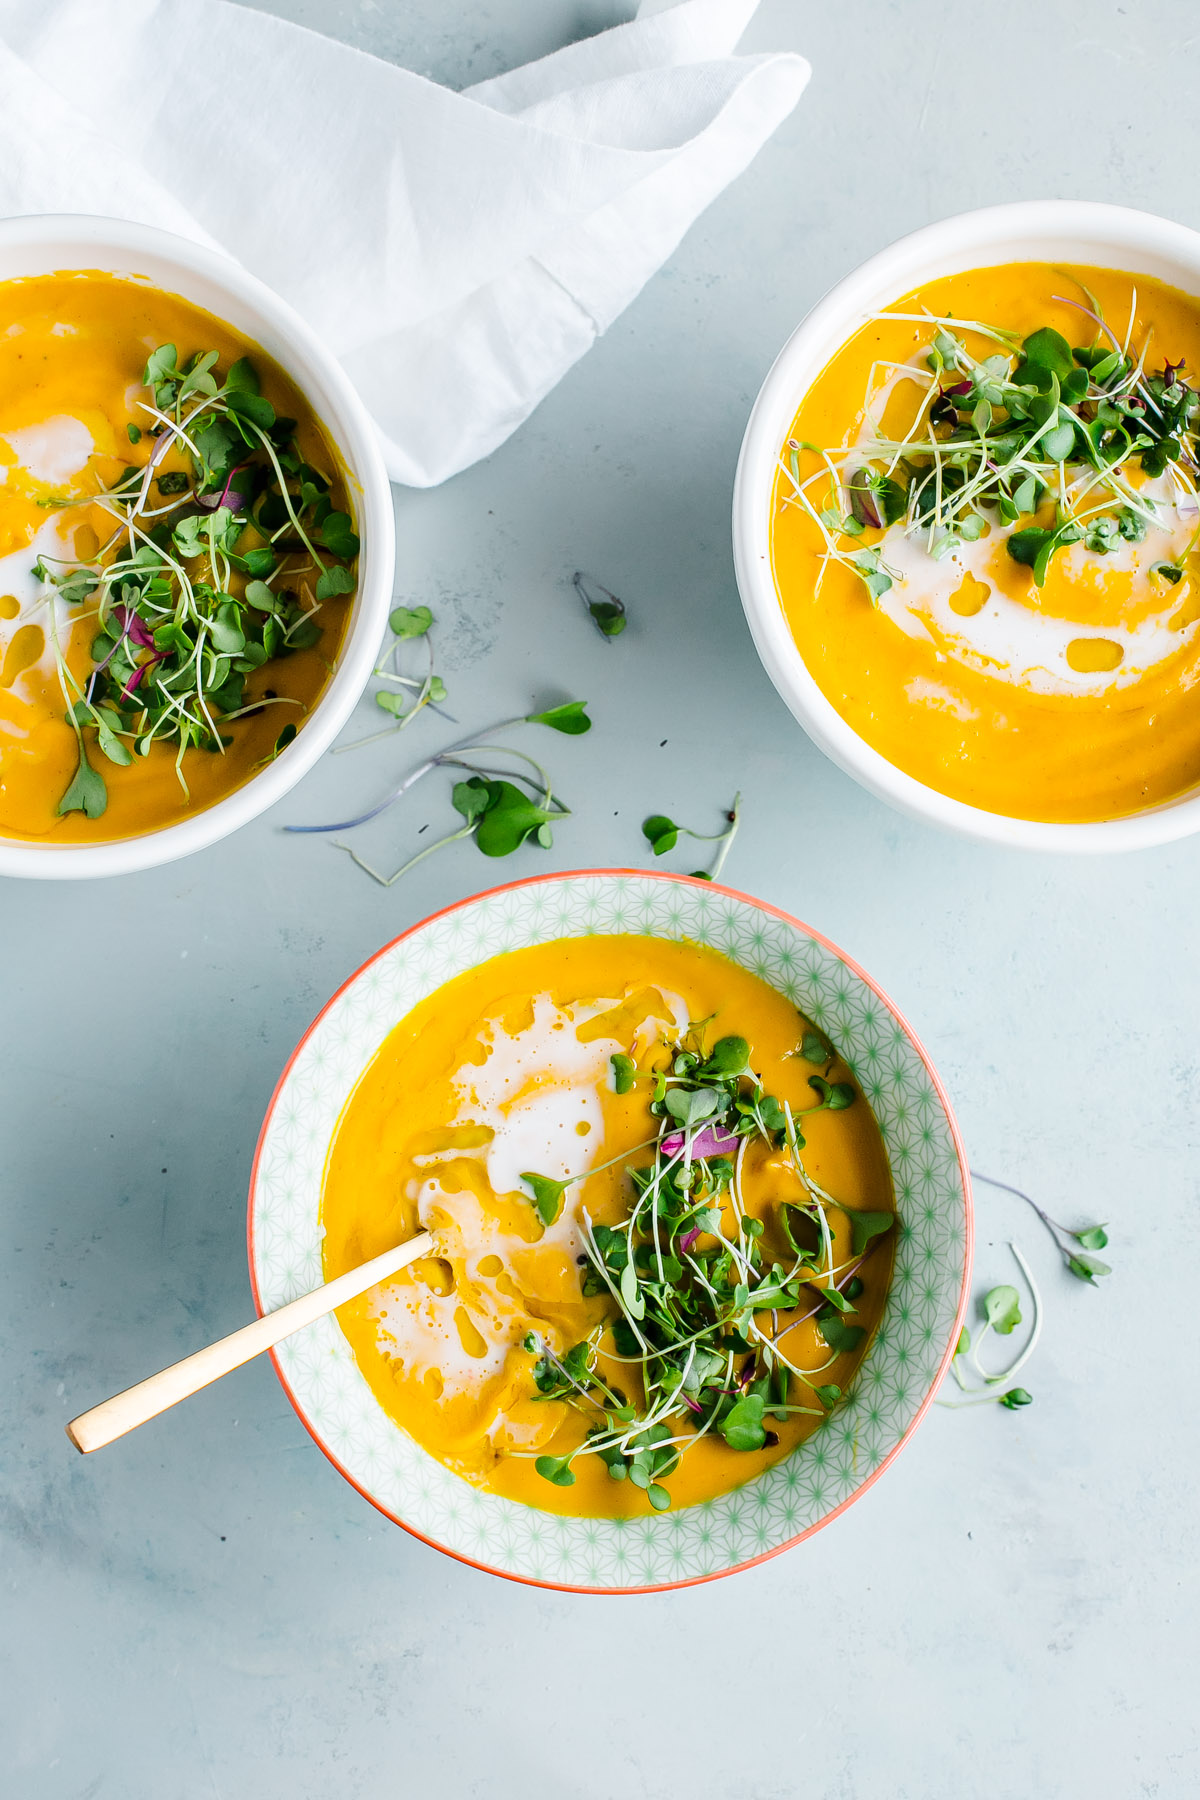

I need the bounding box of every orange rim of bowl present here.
[246,868,974,1594]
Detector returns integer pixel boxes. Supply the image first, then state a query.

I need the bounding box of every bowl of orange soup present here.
[0,214,393,879]
[248,871,970,1591]
[734,202,1200,850]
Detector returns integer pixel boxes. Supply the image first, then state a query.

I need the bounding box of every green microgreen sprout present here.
[511,1016,894,1509]
[780,286,1200,610]
[642,792,741,881]
[971,1170,1112,1283]
[286,701,591,885]
[938,1242,1043,1410]
[37,342,358,819]
[572,570,627,639]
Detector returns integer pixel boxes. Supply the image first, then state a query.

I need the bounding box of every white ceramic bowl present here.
[733,200,1200,853]
[247,869,971,1593]
[0,214,394,879]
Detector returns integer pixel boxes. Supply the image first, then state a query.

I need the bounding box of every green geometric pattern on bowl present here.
[249,872,970,1591]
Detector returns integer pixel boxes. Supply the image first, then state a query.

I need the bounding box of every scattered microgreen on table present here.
[286,700,592,885]
[940,1176,1113,1414]
[38,343,358,819]
[781,286,1200,604]
[517,1022,892,1508]
[572,570,627,639]
[642,794,741,880]
[972,1170,1112,1282]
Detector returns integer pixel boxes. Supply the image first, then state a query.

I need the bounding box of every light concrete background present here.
[3,3,1198,1796]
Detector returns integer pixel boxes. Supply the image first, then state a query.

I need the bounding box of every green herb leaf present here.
[226,389,277,433]
[611,1053,636,1095]
[955,1326,971,1356]
[664,1086,722,1128]
[849,1210,894,1257]
[143,343,179,386]
[800,1030,829,1064]
[473,780,555,858]
[224,356,260,396]
[643,814,678,855]
[316,564,356,601]
[520,1171,568,1227]
[1067,1252,1112,1283]
[817,1308,865,1355]
[525,700,591,735]
[317,511,359,559]
[984,1284,1022,1335]
[999,1387,1033,1410]
[451,778,492,824]
[619,1255,645,1320]
[389,604,433,639]
[720,1394,767,1452]
[704,1036,751,1077]
[57,741,107,818]
[534,1454,576,1487]
[1020,327,1074,381]
[1074,1225,1109,1250]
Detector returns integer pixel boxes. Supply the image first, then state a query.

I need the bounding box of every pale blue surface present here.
[3,3,1198,1796]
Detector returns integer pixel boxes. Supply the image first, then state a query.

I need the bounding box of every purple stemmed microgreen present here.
[290,703,591,886]
[971,1170,1112,1283]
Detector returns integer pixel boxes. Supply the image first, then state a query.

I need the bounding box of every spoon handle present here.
[66,1231,434,1454]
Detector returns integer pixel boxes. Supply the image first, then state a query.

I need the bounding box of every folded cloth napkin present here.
[0,0,808,486]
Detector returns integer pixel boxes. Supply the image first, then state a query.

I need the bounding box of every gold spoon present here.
[66,1231,434,1454]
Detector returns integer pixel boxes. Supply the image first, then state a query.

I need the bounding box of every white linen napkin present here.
[0,0,808,486]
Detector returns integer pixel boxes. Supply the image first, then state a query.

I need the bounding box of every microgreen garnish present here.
[939,1242,1042,1410]
[642,793,741,881]
[519,1019,892,1508]
[288,703,591,885]
[971,1171,1112,1282]
[572,570,627,639]
[39,343,357,818]
[782,287,1200,604]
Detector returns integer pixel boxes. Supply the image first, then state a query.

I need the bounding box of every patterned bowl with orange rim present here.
[247,870,971,1592]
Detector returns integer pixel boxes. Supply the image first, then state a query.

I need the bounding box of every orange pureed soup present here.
[772,264,1200,822]
[0,274,357,843]
[322,936,895,1519]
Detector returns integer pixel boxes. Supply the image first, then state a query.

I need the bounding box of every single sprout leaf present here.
[473,780,555,857]
[526,700,591,735]
[619,1255,645,1320]
[984,1284,1022,1335]
[317,511,360,559]
[534,1455,576,1487]
[389,604,433,640]
[521,1171,568,1227]
[316,564,356,601]
[1074,1224,1109,1250]
[704,1035,751,1076]
[57,743,107,818]
[800,1031,830,1064]
[955,1326,971,1356]
[451,778,492,824]
[611,1053,636,1095]
[999,1387,1033,1410]
[849,1210,894,1258]
[643,814,678,855]
[818,1308,865,1355]
[1067,1252,1112,1283]
[720,1394,767,1451]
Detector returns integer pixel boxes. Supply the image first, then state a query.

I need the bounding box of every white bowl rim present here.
[246,866,974,1593]
[733,199,1200,853]
[0,212,394,879]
